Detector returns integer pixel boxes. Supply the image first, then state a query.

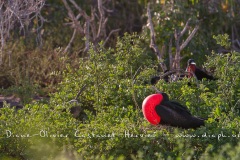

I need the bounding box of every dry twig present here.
[147,3,167,72]
[62,0,120,53]
[0,0,45,65]
[173,18,200,69]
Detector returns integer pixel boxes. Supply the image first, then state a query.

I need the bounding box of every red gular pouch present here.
[142,94,163,125]
[187,64,196,78]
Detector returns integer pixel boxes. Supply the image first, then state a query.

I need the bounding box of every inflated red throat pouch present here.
[142,94,163,125]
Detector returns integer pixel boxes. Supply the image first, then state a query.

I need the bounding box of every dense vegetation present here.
[0,0,240,159]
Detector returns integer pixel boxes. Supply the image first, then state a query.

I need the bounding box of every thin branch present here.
[160,69,185,79]
[84,20,90,53]
[69,0,89,20]
[90,7,97,41]
[147,3,167,71]
[180,18,191,37]
[75,84,87,100]
[131,66,142,109]
[62,0,83,33]
[62,0,74,18]
[180,24,199,51]
[103,28,121,47]
[174,19,200,69]
[62,0,116,52]
[169,35,173,70]
[68,84,88,103]
[0,0,45,65]
[97,0,105,38]
[64,29,77,53]
[159,69,199,87]
[151,86,162,93]
[147,3,157,51]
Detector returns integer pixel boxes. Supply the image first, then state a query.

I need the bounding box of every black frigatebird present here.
[142,93,205,129]
[186,59,215,81]
[150,70,171,85]
[151,76,161,85]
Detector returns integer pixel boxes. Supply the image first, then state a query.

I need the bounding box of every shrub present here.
[0,34,239,159]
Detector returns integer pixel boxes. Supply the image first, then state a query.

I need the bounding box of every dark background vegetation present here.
[0,0,240,159]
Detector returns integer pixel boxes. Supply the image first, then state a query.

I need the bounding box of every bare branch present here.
[180,18,191,37]
[0,0,45,65]
[97,0,106,39]
[90,7,97,41]
[64,29,77,53]
[103,28,121,47]
[62,0,74,18]
[131,66,142,109]
[75,84,87,100]
[147,3,167,71]
[169,35,173,70]
[68,0,89,20]
[180,24,199,51]
[84,20,90,53]
[62,0,95,53]
[62,0,119,53]
[174,19,200,69]
[68,84,88,104]
[147,4,157,50]
[62,0,84,33]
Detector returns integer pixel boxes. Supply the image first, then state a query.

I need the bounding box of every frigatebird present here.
[142,93,205,129]
[150,70,171,85]
[151,76,161,85]
[186,59,215,81]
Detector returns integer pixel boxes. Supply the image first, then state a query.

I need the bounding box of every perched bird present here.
[186,59,215,81]
[142,93,205,129]
[150,70,170,85]
[151,76,161,85]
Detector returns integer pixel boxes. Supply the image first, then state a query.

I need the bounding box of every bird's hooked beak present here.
[190,62,196,65]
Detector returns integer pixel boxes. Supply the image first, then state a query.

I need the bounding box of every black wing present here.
[166,100,192,115]
[151,76,160,85]
[155,103,205,129]
[195,68,214,80]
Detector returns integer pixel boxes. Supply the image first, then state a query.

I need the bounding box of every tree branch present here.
[103,28,121,47]
[97,0,106,38]
[0,0,45,65]
[180,24,199,51]
[174,19,200,69]
[69,0,89,20]
[64,29,77,53]
[62,0,119,53]
[147,3,167,71]
[169,35,173,70]
[180,18,191,37]
[62,0,84,33]
[84,20,90,53]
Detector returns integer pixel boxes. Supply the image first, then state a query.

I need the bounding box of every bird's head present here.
[187,59,196,66]
[142,93,164,125]
[150,76,160,85]
[187,59,196,77]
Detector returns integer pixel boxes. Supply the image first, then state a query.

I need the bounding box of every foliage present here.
[0,39,81,98]
[1,0,240,91]
[52,33,155,115]
[142,0,240,68]
[0,1,239,160]
[0,34,240,159]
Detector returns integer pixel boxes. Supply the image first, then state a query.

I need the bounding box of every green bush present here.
[0,34,240,159]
